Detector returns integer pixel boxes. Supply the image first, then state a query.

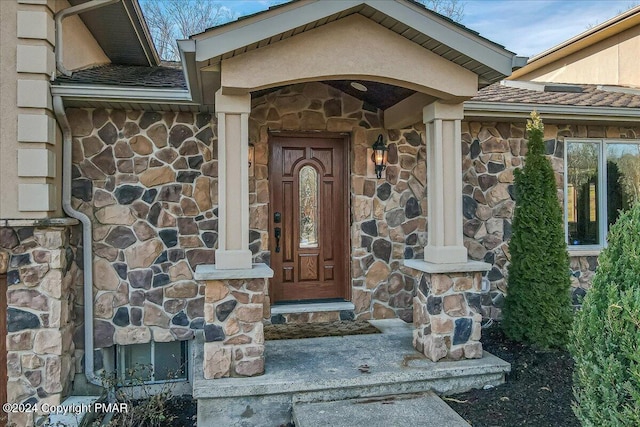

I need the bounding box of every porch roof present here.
[190,0,524,87]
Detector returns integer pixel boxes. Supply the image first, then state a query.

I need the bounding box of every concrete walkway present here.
[194,319,509,426]
[293,391,471,427]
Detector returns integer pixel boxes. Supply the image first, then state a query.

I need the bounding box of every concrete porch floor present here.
[193,319,510,426]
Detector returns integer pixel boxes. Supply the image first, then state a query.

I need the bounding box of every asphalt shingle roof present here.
[472,83,640,108]
[54,64,187,90]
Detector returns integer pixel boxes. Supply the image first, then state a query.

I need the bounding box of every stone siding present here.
[0,224,81,426]
[462,122,640,317]
[69,109,217,346]
[249,82,426,322]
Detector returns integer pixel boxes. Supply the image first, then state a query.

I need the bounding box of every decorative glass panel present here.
[299,165,319,248]
[567,142,600,246]
[606,143,640,229]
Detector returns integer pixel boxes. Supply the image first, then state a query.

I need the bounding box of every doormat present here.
[264,320,381,341]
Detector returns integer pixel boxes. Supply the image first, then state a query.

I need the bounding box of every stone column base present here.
[203,278,268,378]
[406,260,490,362]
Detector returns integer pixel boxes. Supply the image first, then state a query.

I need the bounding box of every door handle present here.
[274,227,281,253]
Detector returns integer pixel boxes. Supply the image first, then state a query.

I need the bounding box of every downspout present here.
[53,95,103,388]
[54,0,121,77]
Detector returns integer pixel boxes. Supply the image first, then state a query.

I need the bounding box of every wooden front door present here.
[269,134,349,303]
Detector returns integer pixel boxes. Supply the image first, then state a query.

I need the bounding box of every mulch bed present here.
[445,322,579,427]
[264,320,381,340]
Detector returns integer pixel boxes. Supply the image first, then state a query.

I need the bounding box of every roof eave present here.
[464,100,640,122]
[51,84,195,105]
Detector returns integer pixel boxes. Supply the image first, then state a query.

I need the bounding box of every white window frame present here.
[117,340,189,385]
[564,138,640,251]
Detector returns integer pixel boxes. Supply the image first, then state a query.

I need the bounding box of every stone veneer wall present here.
[248,82,426,322]
[0,224,81,426]
[69,109,218,348]
[462,122,640,317]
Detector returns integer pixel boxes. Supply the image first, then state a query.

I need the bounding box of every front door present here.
[269,134,349,303]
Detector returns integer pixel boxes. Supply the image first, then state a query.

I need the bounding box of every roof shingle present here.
[54,65,187,90]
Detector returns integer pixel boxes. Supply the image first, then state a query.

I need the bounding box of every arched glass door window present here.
[299,165,319,248]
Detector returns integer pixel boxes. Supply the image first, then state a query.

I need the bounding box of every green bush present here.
[570,202,640,426]
[502,111,573,348]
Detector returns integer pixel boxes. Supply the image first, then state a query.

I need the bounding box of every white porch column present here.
[422,101,467,264]
[214,89,252,270]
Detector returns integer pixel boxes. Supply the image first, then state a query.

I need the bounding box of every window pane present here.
[122,343,152,381]
[606,143,640,229]
[567,142,600,245]
[299,165,319,248]
[154,341,187,381]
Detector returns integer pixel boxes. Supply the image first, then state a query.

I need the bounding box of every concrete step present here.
[292,391,470,427]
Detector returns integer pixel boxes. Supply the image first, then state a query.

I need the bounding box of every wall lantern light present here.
[371,134,387,179]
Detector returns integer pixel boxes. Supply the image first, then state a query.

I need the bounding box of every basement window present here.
[117,341,188,384]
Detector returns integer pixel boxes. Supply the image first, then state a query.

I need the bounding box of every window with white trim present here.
[117,341,188,384]
[565,139,640,248]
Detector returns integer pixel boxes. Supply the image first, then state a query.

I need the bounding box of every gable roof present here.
[189,0,525,86]
[510,5,640,80]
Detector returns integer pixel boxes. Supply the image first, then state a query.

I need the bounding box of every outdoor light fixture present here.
[371,134,387,179]
[350,81,368,92]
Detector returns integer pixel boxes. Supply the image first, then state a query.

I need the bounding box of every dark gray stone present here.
[453,318,473,345]
[216,300,237,322]
[188,155,203,169]
[190,318,205,329]
[158,184,182,202]
[249,230,261,242]
[572,287,587,306]
[404,197,420,219]
[139,112,162,129]
[105,226,137,249]
[339,310,355,321]
[470,139,481,158]
[419,275,429,296]
[204,324,225,342]
[7,269,20,285]
[177,171,201,183]
[72,179,93,202]
[462,196,477,219]
[169,125,194,147]
[487,267,503,281]
[403,247,414,259]
[487,162,505,174]
[98,122,117,145]
[155,251,167,264]
[113,307,129,327]
[404,130,422,147]
[114,185,144,205]
[426,295,442,315]
[545,139,556,155]
[142,189,158,204]
[17,227,34,243]
[361,220,377,237]
[492,292,505,309]
[196,113,212,128]
[361,235,372,251]
[7,308,40,332]
[271,314,285,324]
[195,127,213,145]
[94,320,115,348]
[147,202,162,226]
[406,233,418,245]
[153,273,170,287]
[249,240,260,254]
[159,229,178,248]
[376,183,392,201]
[114,263,128,280]
[172,311,190,326]
[507,184,516,200]
[372,239,392,262]
[503,220,512,240]
[465,293,482,314]
[128,269,153,289]
[385,209,405,227]
[10,253,30,268]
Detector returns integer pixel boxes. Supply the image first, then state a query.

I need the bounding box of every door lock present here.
[274,227,281,253]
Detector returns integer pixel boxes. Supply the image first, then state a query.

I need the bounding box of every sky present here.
[213,0,637,58]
